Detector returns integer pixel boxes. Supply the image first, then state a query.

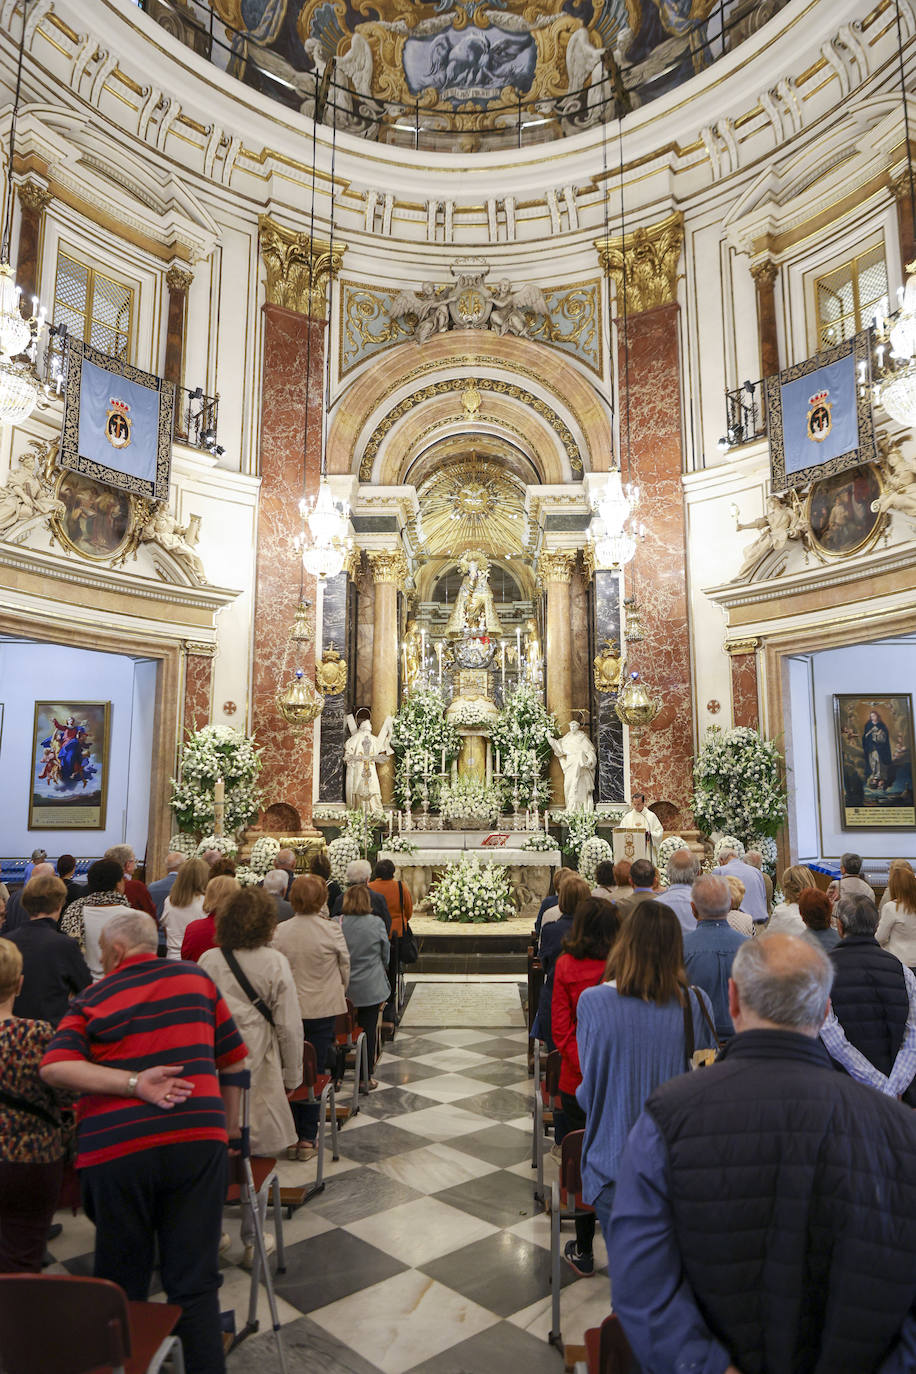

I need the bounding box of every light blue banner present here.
[779,350,858,476]
[76,357,159,484]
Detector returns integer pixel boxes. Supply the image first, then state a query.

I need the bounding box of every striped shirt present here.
[41,953,247,1168]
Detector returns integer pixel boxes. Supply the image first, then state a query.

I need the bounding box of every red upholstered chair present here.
[549,1129,594,1349]
[332,997,369,1115]
[0,1273,184,1374]
[284,1038,340,1209]
[585,1314,639,1374]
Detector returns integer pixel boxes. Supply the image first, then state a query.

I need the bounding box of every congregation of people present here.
[3,834,916,1371]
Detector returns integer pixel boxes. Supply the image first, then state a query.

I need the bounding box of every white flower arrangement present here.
[656,835,688,879]
[430,854,514,924]
[195,834,239,860]
[312,804,346,824]
[558,806,599,859]
[391,689,461,809]
[169,833,199,859]
[579,835,613,887]
[382,835,419,855]
[520,832,556,852]
[327,834,360,885]
[490,685,556,810]
[447,699,496,729]
[693,727,787,845]
[748,834,778,876]
[713,835,745,864]
[234,865,261,887]
[343,808,377,850]
[249,835,281,876]
[170,724,264,838]
[438,775,502,824]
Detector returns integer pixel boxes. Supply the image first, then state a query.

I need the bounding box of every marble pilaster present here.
[14,180,50,310]
[540,550,576,804]
[728,641,760,730]
[251,302,325,825]
[751,259,780,381]
[164,264,193,393]
[593,570,625,802]
[368,549,407,804]
[892,171,916,275]
[318,572,348,802]
[619,303,693,817]
[183,644,214,735]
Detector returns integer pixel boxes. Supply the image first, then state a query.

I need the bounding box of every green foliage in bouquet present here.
[693,727,787,844]
[170,725,263,837]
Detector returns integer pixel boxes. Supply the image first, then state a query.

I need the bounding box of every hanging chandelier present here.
[614,670,661,730]
[275,601,324,727]
[0,5,48,427]
[589,469,644,569]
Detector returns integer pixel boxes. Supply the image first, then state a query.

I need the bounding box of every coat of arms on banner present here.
[105,398,132,449]
[807,389,832,443]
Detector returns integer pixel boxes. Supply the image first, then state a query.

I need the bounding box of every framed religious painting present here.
[807,464,885,560]
[29,701,111,830]
[51,470,134,563]
[833,694,915,830]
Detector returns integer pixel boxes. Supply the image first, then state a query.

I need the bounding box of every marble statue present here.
[344,715,393,815]
[391,266,547,343]
[140,506,206,583]
[547,721,597,811]
[0,452,64,536]
[872,438,916,522]
[445,550,503,638]
[735,494,805,579]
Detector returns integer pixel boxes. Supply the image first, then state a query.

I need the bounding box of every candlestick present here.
[436,641,443,692]
[516,626,522,675]
[496,748,501,775]
[500,642,506,698]
[398,810,403,834]
[402,643,408,691]
[213,777,225,837]
[441,746,446,774]
[388,812,393,838]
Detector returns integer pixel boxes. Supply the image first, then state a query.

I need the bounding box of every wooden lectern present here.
[612,827,652,865]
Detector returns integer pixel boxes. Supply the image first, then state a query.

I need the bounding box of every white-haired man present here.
[609,933,916,1374]
[41,910,246,1374]
[682,874,747,1040]
[273,848,296,897]
[262,867,293,922]
[712,841,768,923]
[104,844,156,920]
[658,849,698,933]
[329,858,391,931]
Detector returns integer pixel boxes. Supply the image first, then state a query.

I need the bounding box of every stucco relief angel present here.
[735,492,806,580]
[391,282,452,344]
[565,27,608,106]
[140,505,206,583]
[871,437,916,522]
[489,280,548,338]
[0,451,64,537]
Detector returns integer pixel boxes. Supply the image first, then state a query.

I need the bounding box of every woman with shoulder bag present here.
[0,938,70,1271]
[370,859,415,1033]
[199,888,302,1268]
[576,901,717,1264]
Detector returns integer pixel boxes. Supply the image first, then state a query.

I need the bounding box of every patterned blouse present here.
[0,1018,65,1164]
[60,890,124,953]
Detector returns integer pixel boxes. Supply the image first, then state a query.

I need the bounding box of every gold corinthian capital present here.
[595,210,684,316]
[259,214,346,319]
[367,548,409,589]
[537,550,578,587]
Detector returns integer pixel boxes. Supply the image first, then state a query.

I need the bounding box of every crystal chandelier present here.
[614,671,661,730]
[589,470,644,569]
[275,601,324,727]
[296,480,351,581]
[0,6,48,428]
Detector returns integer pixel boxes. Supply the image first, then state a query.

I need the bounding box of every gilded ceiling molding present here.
[259,214,345,318]
[358,376,583,482]
[726,637,761,656]
[537,549,578,586]
[595,210,684,316]
[366,548,409,588]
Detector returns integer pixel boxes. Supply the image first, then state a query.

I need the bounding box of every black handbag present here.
[396,881,419,966]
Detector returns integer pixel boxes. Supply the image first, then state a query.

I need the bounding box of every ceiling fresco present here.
[209,0,782,132]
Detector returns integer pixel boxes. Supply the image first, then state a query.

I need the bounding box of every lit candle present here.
[496,748,501,775]
[516,625,522,672]
[544,809,549,835]
[398,810,403,834]
[213,776,225,838]
[388,811,393,838]
[441,746,446,774]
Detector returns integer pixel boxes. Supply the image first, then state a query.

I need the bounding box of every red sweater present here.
[551,953,607,1095]
[181,912,217,963]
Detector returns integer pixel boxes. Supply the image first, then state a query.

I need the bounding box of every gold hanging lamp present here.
[275,601,324,728]
[614,670,661,730]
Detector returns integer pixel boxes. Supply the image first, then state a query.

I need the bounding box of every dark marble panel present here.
[407,1319,567,1374]
[595,569,625,802]
[224,1316,386,1374]
[306,1163,422,1225]
[319,572,348,803]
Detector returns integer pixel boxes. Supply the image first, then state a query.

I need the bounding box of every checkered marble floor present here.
[46,983,612,1372]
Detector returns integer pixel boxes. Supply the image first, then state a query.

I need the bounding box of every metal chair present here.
[532,1041,562,1203]
[549,1129,594,1350]
[283,1039,340,1211]
[0,1274,184,1374]
[223,1070,288,1373]
[332,997,369,1114]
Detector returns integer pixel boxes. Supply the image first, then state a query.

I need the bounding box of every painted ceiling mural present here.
[211,1,785,131]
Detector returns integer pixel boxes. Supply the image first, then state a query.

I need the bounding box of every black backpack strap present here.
[221,948,274,1026]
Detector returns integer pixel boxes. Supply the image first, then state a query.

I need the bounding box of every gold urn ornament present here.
[316,643,348,696]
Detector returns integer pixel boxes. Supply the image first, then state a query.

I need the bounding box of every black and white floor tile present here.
[46,984,612,1372]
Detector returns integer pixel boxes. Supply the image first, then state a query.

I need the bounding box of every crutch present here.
[226,1070,289,1374]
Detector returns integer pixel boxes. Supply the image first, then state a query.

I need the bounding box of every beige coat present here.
[199,944,302,1156]
[273,914,350,1020]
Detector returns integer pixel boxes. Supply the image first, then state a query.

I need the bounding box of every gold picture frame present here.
[29,701,112,830]
[833,694,915,830]
[806,463,885,561]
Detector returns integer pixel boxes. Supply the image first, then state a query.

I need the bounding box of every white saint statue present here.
[618,793,664,857]
[547,722,597,811]
[344,715,393,816]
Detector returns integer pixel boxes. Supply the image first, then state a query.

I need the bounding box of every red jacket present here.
[551,953,607,1095]
[181,913,217,963]
[124,877,156,921]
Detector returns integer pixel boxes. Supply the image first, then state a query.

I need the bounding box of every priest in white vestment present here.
[618,793,664,859]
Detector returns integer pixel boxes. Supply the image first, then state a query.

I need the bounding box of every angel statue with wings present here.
[344,713,394,815]
[489,280,548,338]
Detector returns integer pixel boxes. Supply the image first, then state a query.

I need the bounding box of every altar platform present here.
[377,832,561,923]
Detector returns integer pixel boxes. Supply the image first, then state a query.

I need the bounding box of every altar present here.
[378,831,561,918]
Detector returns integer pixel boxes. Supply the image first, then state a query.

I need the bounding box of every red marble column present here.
[251,302,325,826]
[164,265,192,392]
[618,302,694,819]
[183,648,214,735]
[893,171,916,275]
[751,259,780,381]
[730,648,760,730]
[14,181,50,311]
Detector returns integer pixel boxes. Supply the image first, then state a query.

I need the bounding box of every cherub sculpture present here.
[489,280,548,338]
[735,493,805,579]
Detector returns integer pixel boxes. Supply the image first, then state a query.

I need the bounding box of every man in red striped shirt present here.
[41,910,247,1374]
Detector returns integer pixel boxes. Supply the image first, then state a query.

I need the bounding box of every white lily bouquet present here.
[430,854,514,924]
